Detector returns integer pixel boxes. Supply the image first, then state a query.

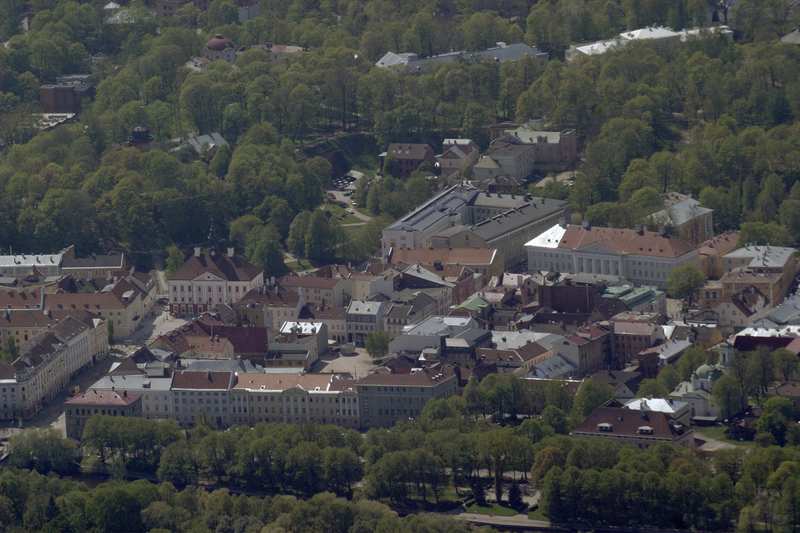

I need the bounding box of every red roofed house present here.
[572,405,694,448]
[65,389,142,439]
[383,143,435,177]
[168,248,264,317]
[171,370,235,427]
[435,139,480,177]
[386,246,503,277]
[235,285,304,330]
[45,277,147,338]
[150,314,269,360]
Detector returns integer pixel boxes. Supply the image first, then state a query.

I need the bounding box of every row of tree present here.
[0,467,471,533]
[12,397,800,531]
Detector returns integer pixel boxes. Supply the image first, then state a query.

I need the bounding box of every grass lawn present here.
[465,503,519,517]
[528,507,548,521]
[321,202,361,224]
[696,425,755,447]
[285,257,314,272]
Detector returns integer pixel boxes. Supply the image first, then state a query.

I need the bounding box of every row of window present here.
[173,284,245,293]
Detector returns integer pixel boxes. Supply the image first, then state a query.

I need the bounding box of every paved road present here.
[327,190,373,222]
[125,307,186,345]
[453,512,556,531]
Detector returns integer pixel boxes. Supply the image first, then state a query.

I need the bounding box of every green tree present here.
[773,348,799,382]
[7,429,78,474]
[637,379,670,398]
[713,374,746,419]
[657,364,680,392]
[365,331,390,359]
[478,428,515,503]
[157,442,198,486]
[572,380,614,420]
[165,244,184,274]
[287,211,311,257]
[739,222,792,246]
[667,264,706,305]
[541,405,569,434]
[304,210,336,263]
[245,224,288,278]
[676,347,709,381]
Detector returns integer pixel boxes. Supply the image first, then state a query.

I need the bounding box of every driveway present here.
[326,190,373,222]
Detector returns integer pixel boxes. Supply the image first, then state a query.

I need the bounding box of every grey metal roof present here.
[385,184,479,233]
[346,300,383,315]
[725,246,797,269]
[91,374,173,391]
[406,315,477,337]
[766,294,800,325]
[472,198,567,242]
[649,196,711,227]
[182,358,263,373]
[0,253,63,268]
[529,354,575,379]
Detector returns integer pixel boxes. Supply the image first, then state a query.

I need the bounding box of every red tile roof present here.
[357,366,455,387]
[239,286,300,306]
[0,288,43,310]
[559,225,695,258]
[169,252,261,282]
[154,317,268,355]
[171,370,234,390]
[388,247,497,267]
[572,406,688,440]
[66,389,141,406]
[279,275,339,290]
[45,278,142,311]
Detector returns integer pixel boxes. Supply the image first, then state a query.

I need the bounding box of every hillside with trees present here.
[0,0,798,272]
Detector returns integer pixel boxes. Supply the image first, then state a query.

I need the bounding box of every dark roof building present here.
[572,406,694,448]
[169,249,261,282]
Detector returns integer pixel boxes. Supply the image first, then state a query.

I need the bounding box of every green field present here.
[466,503,519,517]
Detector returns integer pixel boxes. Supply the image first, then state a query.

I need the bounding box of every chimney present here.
[194,247,202,257]
[227,247,235,258]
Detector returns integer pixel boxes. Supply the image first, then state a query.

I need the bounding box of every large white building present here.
[168,248,264,317]
[526,224,699,288]
[0,315,108,421]
[231,373,359,428]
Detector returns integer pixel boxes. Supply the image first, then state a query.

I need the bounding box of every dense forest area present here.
[5,373,800,532]
[0,0,798,270]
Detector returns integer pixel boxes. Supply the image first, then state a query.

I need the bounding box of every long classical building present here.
[526,224,699,288]
[78,363,458,431]
[0,314,109,421]
[168,248,264,317]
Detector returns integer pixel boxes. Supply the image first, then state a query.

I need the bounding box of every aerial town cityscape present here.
[1,0,800,531]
